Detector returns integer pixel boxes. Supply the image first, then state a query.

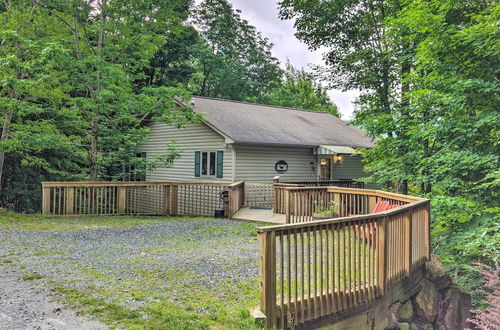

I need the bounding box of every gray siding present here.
[332,155,378,189]
[136,122,233,182]
[234,145,317,183]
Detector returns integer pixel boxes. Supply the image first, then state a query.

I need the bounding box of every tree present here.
[193,0,282,100]
[246,62,339,116]
[279,0,413,192]
[280,0,499,306]
[0,1,199,210]
[0,11,86,211]
[29,0,199,181]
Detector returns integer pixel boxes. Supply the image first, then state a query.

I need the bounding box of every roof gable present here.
[192,96,375,148]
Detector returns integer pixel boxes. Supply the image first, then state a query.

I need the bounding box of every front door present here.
[320,158,331,180]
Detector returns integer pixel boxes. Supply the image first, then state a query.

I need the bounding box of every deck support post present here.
[170,184,178,216]
[425,201,431,261]
[42,183,50,215]
[117,186,126,214]
[162,185,170,215]
[368,196,377,213]
[259,231,277,328]
[285,189,291,224]
[403,210,412,276]
[65,187,75,215]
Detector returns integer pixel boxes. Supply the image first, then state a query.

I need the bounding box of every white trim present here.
[316,145,356,155]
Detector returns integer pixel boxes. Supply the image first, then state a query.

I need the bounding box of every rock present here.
[250,307,267,327]
[413,279,439,323]
[398,322,410,330]
[435,288,472,330]
[399,300,413,322]
[389,302,401,324]
[426,256,452,290]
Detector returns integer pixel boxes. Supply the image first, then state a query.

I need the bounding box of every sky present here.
[221,0,359,119]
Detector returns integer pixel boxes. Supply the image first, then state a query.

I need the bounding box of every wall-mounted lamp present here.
[332,155,343,163]
[320,158,328,166]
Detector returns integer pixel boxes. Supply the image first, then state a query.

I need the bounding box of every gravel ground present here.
[0,267,107,330]
[0,217,261,328]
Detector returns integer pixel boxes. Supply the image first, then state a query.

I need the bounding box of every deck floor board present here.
[232,207,286,224]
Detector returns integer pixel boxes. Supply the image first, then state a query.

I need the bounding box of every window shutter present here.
[194,151,201,177]
[216,150,223,178]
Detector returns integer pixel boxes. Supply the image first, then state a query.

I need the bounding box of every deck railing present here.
[272,177,365,215]
[283,186,414,224]
[42,181,244,218]
[227,181,245,218]
[280,179,364,188]
[257,188,430,328]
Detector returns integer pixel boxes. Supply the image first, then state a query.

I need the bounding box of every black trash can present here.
[214,207,225,218]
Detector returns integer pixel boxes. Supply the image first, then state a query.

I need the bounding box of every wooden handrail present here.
[42,181,231,187]
[41,181,245,217]
[258,199,429,233]
[258,187,431,328]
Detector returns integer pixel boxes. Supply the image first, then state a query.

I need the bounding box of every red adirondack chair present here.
[351,201,400,245]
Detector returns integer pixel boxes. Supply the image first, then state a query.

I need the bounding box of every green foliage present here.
[281,0,500,306]
[247,62,340,116]
[193,0,282,100]
[0,1,199,210]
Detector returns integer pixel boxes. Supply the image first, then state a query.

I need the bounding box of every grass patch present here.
[0,214,226,231]
[2,214,264,329]
[21,273,44,280]
[52,279,263,330]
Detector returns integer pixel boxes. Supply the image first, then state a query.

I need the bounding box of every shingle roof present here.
[192,96,375,148]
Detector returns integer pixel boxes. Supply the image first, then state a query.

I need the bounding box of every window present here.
[202,152,208,175]
[195,151,223,178]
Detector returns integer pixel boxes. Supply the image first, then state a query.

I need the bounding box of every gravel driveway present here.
[0,216,262,329]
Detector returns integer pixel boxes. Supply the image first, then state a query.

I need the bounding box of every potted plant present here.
[313,200,340,220]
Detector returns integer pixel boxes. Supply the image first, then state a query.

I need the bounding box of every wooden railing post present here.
[272,176,279,212]
[377,215,388,295]
[285,189,291,224]
[368,196,377,213]
[403,211,412,276]
[425,202,431,260]
[162,185,170,215]
[170,184,178,216]
[259,230,277,328]
[117,186,126,214]
[228,187,234,218]
[65,187,75,215]
[42,183,50,215]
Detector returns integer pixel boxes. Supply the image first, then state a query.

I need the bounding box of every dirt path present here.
[0,267,107,330]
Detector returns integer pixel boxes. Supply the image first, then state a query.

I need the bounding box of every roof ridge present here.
[192,95,340,116]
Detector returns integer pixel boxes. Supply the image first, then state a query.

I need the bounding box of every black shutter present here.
[194,151,201,177]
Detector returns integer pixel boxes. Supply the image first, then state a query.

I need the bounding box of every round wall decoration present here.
[275,160,288,174]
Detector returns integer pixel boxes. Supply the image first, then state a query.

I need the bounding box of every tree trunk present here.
[398,180,408,195]
[89,116,98,181]
[0,110,13,193]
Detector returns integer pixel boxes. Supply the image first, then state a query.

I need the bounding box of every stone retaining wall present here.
[311,256,471,330]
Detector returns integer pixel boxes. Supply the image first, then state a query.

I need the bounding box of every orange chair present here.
[351,201,400,245]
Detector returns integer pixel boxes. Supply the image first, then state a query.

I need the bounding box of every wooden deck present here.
[231,207,285,224]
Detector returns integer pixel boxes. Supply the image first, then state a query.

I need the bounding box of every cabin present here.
[137,96,375,186]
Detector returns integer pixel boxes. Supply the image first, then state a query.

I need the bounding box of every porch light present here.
[320,158,328,166]
[332,155,343,163]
